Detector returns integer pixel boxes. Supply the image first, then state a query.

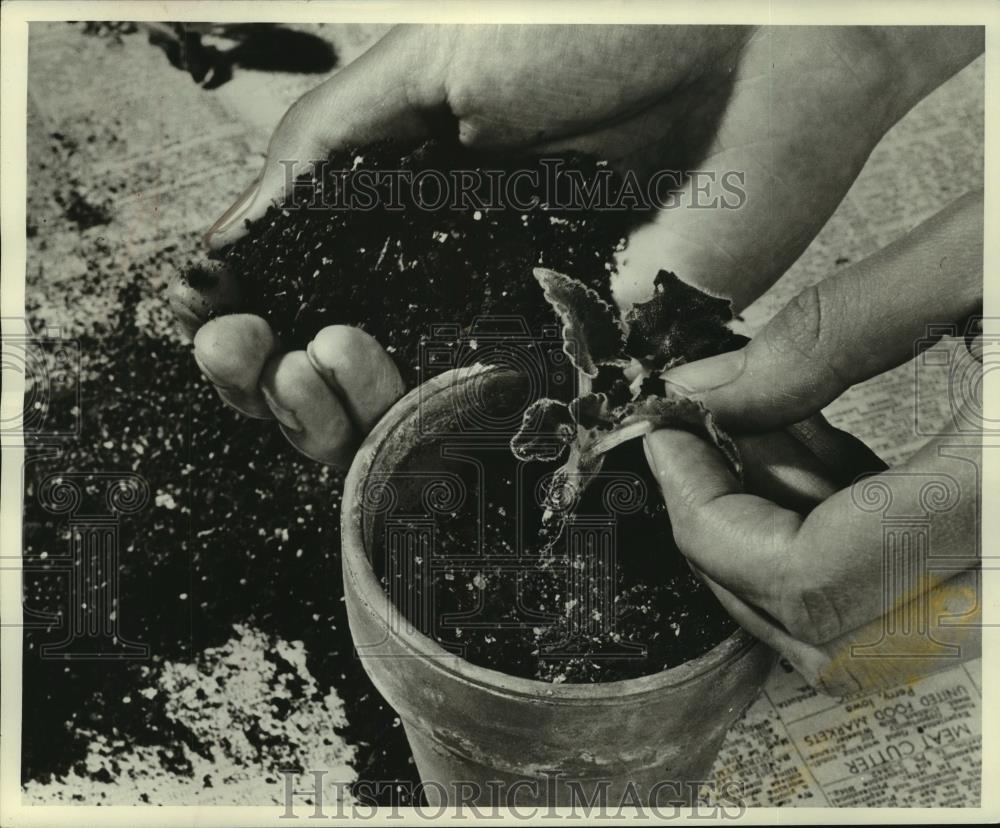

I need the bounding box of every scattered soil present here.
[23,625,356,805]
[23,261,419,804]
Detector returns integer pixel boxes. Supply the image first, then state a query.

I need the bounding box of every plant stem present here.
[589,419,655,456]
[575,370,592,443]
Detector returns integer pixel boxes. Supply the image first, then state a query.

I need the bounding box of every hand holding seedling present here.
[646,191,984,695]
[173,25,980,467]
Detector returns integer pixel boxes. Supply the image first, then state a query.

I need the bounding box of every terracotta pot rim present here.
[342,365,760,705]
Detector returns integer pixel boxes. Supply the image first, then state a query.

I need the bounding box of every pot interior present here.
[359,366,534,557]
[357,365,740,684]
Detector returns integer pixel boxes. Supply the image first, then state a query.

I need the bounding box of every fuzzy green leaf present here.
[624,270,742,371]
[510,398,576,462]
[534,267,627,377]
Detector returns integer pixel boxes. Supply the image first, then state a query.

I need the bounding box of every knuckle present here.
[778,582,842,646]
[168,289,204,342]
[673,474,710,513]
[309,326,404,430]
[770,283,825,361]
[668,513,699,554]
[770,524,845,646]
[235,315,276,355]
[268,351,319,406]
[767,283,852,390]
[194,316,274,386]
[281,89,318,134]
[667,498,713,554]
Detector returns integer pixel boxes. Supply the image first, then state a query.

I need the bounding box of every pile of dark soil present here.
[209,140,736,683]
[22,269,418,803]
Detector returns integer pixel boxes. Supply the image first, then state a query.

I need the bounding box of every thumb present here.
[205,26,451,249]
[660,190,982,431]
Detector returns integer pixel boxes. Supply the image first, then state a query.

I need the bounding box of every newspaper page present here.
[15,20,985,809]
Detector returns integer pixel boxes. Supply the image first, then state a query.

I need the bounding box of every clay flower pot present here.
[341,365,776,807]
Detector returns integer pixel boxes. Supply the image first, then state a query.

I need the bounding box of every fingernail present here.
[204,174,261,244]
[193,353,238,393]
[171,298,203,342]
[260,386,304,432]
[305,341,343,393]
[661,348,746,394]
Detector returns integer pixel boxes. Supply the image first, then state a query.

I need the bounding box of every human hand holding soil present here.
[170,24,981,467]
[645,190,984,694]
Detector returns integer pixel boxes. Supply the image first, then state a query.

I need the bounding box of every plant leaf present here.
[624,270,743,372]
[510,398,576,462]
[592,389,742,478]
[569,392,615,430]
[520,269,744,539]
[534,267,627,377]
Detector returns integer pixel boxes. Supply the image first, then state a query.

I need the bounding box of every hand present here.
[171,25,981,466]
[645,191,984,695]
[172,24,753,465]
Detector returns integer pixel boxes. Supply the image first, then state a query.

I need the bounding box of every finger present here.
[205,26,449,249]
[306,325,405,434]
[661,421,885,552]
[734,430,842,513]
[643,428,801,609]
[259,351,360,467]
[661,190,983,430]
[192,314,275,418]
[646,427,981,646]
[612,26,887,313]
[702,566,982,698]
[786,412,887,485]
[791,431,981,642]
[168,261,243,341]
[696,568,831,689]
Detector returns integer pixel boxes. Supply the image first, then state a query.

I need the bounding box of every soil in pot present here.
[373,398,737,685]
